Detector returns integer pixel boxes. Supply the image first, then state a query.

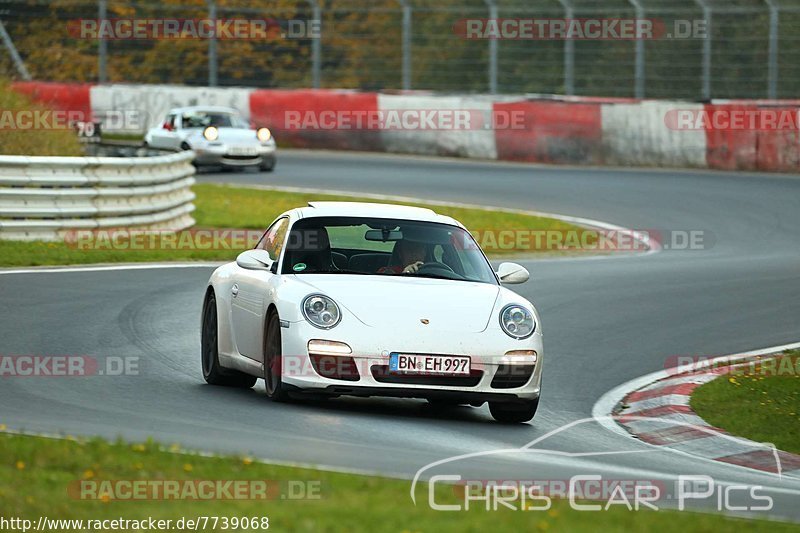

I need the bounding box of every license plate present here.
[389,353,470,376]
[228,146,258,156]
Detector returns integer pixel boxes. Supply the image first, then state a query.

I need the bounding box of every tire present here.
[260,157,276,172]
[201,292,257,388]
[180,142,191,151]
[489,398,539,424]
[264,310,290,402]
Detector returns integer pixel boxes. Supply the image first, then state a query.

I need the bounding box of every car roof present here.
[294,202,463,227]
[167,106,240,115]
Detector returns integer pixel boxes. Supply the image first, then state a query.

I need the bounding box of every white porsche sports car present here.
[144,106,276,171]
[201,202,543,423]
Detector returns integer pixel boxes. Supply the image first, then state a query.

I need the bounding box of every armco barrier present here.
[0,151,196,241]
[10,82,800,173]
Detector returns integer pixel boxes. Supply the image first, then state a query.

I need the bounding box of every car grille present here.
[490,364,535,389]
[223,155,260,161]
[310,354,360,381]
[370,365,483,387]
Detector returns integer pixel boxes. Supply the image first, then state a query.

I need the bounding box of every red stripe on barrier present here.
[755,107,800,172]
[703,104,758,171]
[10,81,93,116]
[249,89,382,152]
[493,100,602,164]
[704,103,800,172]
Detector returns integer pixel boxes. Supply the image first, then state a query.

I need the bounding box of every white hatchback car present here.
[145,106,276,171]
[201,202,543,422]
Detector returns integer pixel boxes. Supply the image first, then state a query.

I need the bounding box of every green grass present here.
[0,184,588,267]
[691,352,800,454]
[0,432,792,532]
[0,80,82,157]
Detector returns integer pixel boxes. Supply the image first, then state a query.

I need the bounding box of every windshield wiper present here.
[407,272,466,281]
[303,269,368,275]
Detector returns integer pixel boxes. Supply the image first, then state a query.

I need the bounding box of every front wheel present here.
[201,293,257,388]
[259,156,276,172]
[264,311,290,402]
[489,398,539,423]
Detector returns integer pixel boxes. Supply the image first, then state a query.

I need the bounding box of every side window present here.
[256,218,289,261]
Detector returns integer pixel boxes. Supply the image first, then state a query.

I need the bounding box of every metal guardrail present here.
[0,151,196,241]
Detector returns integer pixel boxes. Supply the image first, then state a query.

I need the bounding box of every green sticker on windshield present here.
[293,263,307,272]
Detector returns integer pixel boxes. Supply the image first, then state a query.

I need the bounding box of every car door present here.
[231,217,289,361]
[149,113,179,149]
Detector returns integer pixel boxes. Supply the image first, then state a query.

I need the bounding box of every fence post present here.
[558,0,575,95]
[484,0,498,94]
[207,0,218,87]
[398,0,412,90]
[766,0,779,99]
[0,20,31,80]
[628,0,645,98]
[694,0,712,100]
[98,0,107,83]
[307,0,321,88]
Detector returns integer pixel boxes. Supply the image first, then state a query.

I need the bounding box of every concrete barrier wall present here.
[494,100,603,164]
[11,82,799,172]
[378,94,497,159]
[602,101,707,168]
[249,89,383,152]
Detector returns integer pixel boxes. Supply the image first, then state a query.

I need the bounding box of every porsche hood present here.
[296,275,500,333]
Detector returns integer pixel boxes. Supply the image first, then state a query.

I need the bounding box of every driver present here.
[378,239,426,274]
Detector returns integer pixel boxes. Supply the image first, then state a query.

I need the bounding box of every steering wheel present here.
[416,261,455,274]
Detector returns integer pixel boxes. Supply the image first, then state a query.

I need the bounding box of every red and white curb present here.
[593,342,800,480]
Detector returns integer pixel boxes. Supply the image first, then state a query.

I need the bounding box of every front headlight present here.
[500,304,535,339]
[257,127,272,142]
[203,126,219,141]
[302,294,341,329]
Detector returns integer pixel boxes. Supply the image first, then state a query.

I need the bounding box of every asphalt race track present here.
[2,151,800,519]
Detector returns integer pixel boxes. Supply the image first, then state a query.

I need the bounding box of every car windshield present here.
[181,112,248,129]
[280,216,497,284]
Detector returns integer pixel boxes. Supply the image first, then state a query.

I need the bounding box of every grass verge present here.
[0,81,82,157]
[690,351,800,454]
[0,432,792,532]
[0,184,589,267]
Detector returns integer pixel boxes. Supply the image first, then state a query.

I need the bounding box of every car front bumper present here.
[279,320,543,403]
[193,143,276,167]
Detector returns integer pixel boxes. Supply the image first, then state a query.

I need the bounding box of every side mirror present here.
[236,249,274,272]
[496,262,529,284]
